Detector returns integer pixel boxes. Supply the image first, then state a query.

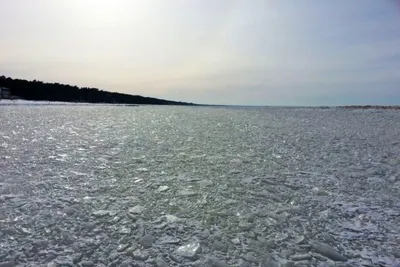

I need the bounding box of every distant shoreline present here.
[338,105,400,110]
[0,76,197,106]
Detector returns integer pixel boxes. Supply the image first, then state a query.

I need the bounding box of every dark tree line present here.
[0,75,195,105]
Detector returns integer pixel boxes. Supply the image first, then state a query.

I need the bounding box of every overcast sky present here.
[1,0,400,105]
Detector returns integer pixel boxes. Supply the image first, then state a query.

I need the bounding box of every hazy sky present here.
[1,0,400,105]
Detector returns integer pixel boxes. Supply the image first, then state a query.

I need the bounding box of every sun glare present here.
[74,0,123,23]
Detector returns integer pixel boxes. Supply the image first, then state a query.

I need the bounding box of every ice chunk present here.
[129,205,145,214]
[157,186,169,192]
[178,190,197,196]
[310,241,347,261]
[164,214,180,223]
[176,242,201,259]
[92,210,109,217]
[159,236,180,244]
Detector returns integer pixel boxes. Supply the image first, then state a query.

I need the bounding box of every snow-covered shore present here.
[0,99,136,106]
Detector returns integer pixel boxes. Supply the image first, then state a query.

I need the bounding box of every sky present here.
[1,0,400,106]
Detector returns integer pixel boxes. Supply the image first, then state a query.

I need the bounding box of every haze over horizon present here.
[1,0,400,106]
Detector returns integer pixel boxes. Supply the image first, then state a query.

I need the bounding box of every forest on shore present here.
[0,76,195,105]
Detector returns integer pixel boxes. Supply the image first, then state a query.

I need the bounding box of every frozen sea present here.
[0,105,400,267]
